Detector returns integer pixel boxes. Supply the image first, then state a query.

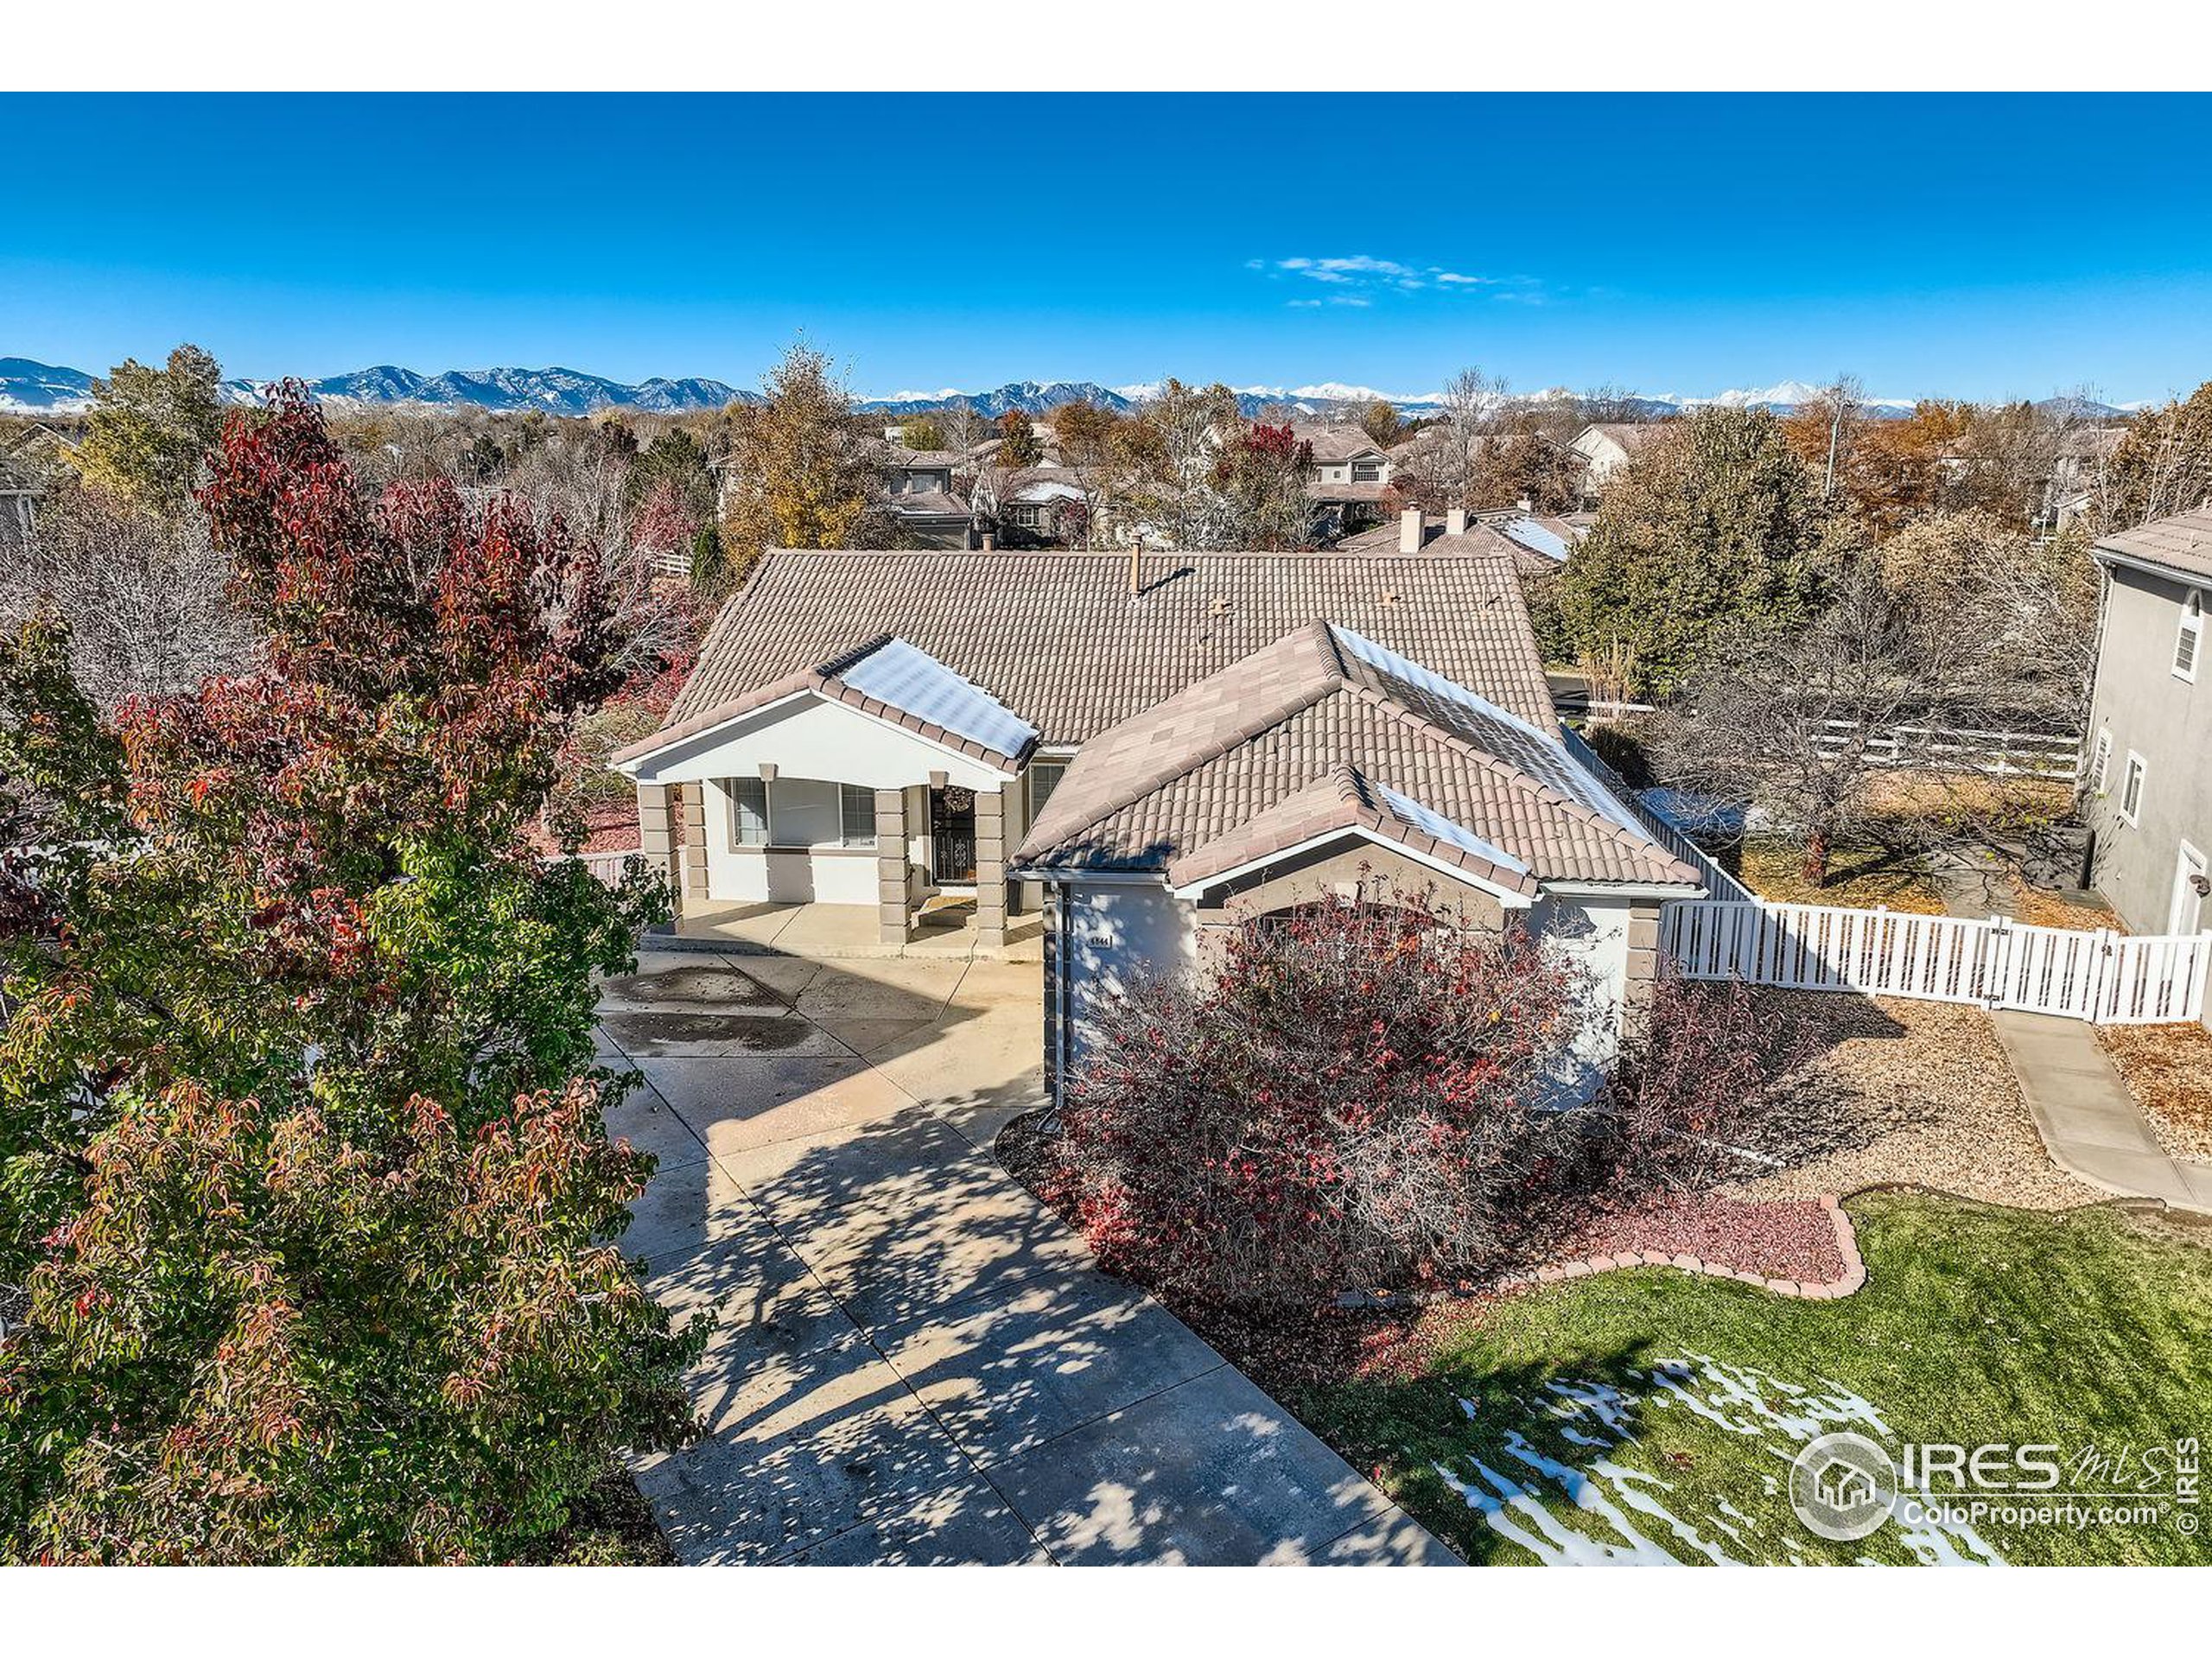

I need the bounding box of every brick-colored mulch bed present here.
[524,804,641,859]
[1566,1193,1847,1287]
[2098,1021,2212,1162]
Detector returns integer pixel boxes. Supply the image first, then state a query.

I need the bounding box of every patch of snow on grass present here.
[1438,1353,2005,1566]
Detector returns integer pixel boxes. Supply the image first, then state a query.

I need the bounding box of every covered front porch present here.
[655,895,1045,961]
[612,637,1054,954]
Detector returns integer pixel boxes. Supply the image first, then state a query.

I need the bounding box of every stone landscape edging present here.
[1336,1194,1866,1309]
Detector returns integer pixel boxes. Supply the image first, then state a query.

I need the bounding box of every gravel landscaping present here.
[2098,1021,2212,1162]
[1726,988,2104,1210]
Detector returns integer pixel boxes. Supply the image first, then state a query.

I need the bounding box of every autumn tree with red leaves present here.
[0,387,698,1563]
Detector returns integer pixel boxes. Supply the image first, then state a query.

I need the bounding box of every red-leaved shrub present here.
[1050,882,1820,1310]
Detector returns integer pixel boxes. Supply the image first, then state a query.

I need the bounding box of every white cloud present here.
[1253,255,1532,303]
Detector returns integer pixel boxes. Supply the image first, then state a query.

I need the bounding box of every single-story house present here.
[609,546,1704,1089]
[2082,508,2211,956]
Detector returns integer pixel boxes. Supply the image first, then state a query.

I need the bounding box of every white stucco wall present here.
[1529,891,1632,1063]
[1062,880,1195,1066]
[698,776,882,905]
[631,694,1009,794]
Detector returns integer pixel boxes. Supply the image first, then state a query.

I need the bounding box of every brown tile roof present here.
[612,634,1037,772]
[2097,508,2212,585]
[1015,622,1700,892]
[1290,423,1389,464]
[664,548,1557,747]
[1333,517,1557,575]
[1578,422,1669,453]
[885,488,973,518]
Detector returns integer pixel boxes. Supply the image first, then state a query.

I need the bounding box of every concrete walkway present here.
[1936,859,2212,1213]
[597,948,1452,1567]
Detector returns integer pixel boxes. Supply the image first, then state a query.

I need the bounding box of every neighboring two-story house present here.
[1568,422,1668,503]
[2082,508,2211,948]
[880,447,980,548]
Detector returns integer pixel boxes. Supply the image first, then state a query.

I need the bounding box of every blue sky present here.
[4,92,2209,404]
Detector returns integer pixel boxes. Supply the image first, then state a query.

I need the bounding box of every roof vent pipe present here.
[1128,537,1143,597]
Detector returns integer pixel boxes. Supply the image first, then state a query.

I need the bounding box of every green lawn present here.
[1288,1195,2212,1565]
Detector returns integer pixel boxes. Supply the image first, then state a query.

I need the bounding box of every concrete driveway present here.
[597,947,1451,1567]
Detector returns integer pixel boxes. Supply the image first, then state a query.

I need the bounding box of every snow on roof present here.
[837,637,1040,760]
[1376,784,1531,876]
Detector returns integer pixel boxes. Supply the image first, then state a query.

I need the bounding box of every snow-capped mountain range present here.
[0,357,2139,424]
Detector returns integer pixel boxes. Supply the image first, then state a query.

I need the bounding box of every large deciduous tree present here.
[1555,408,1833,696]
[2097,380,2212,530]
[1212,421,1314,550]
[0,388,699,1563]
[719,342,886,562]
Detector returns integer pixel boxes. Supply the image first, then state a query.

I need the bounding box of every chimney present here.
[1446,507,1468,537]
[1398,508,1423,555]
[1128,537,1143,597]
[981,532,995,550]
[1517,495,1533,513]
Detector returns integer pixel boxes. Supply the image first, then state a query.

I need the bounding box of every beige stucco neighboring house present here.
[1569,421,1669,502]
[609,545,1703,1091]
[2082,509,2212,957]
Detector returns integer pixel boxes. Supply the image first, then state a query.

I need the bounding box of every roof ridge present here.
[1037,674,1349,850]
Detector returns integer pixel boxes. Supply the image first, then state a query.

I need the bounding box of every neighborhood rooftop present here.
[1015,621,1700,893]
[658,546,1561,749]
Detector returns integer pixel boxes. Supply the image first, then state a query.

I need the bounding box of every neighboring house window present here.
[730,777,769,847]
[2090,729,2112,794]
[839,784,877,849]
[1007,503,1042,527]
[2177,590,2204,682]
[2120,753,2147,827]
[1028,760,1068,819]
[1352,461,1381,483]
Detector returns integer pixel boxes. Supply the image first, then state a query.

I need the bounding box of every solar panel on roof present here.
[837,637,1039,759]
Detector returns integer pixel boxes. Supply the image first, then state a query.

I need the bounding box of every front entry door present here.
[931,786,977,884]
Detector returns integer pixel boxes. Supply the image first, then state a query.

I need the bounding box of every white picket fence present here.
[549,849,643,888]
[1661,900,2211,1025]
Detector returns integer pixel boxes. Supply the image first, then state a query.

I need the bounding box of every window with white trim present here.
[839,784,877,849]
[2176,589,2203,682]
[2120,752,2147,826]
[2090,729,2112,794]
[730,777,769,846]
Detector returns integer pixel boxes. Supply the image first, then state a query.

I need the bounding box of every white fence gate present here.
[1661,900,2211,1025]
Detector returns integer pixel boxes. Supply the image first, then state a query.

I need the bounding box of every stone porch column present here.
[637,783,680,910]
[1622,900,1663,1041]
[976,788,1007,949]
[679,783,709,912]
[874,788,910,946]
